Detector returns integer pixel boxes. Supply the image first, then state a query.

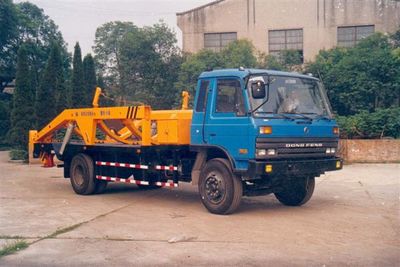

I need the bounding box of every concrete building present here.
[177,0,400,61]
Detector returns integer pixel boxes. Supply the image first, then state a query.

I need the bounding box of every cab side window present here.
[196,80,210,112]
[215,79,245,115]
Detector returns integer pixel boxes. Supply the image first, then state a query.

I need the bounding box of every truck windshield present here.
[248,75,333,119]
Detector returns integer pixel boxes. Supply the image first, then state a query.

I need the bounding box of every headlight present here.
[257,149,276,156]
[326,147,336,154]
[256,149,266,156]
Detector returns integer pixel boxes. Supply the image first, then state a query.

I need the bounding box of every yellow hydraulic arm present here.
[29,88,193,152]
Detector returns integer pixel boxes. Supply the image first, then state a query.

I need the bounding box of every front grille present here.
[256,137,339,159]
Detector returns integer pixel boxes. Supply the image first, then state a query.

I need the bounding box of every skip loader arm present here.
[29,88,192,165]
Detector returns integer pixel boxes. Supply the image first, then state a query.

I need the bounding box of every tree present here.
[221,39,257,68]
[70,42,85,108]
[0,2,69,91]
[175,39,258,102]
[93,21,138,95]
[110,21,182,108]
[83,54,97,106]
[8,45,35,149]
[257,54,285,71]
[0,97,11,142]
[0,0,19,88]
[35,43,66,128]
[176,50,222,100]
[306,32,400,115]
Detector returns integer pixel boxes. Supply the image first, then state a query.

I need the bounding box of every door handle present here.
[209,133,216,136]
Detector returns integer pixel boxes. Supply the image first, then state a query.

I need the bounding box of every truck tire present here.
[70,153,96,195]
[94,180,108,194]
[274,176,315,206]
[199,158,243,215]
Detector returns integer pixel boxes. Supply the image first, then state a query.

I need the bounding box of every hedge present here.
[336,108,400,139]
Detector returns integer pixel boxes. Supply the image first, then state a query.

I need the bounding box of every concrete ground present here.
[0,151,399,266]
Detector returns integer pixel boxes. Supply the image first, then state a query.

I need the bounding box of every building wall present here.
[177,0,400,61]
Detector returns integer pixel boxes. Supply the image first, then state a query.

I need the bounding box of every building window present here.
[337,25,375,47]
[268,29,303,62]
[204,32,237,52]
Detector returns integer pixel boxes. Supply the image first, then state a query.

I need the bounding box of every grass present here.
[9,149,28,161]
[46,222,85,239]
[0,235,25,239]
[0,240,29,258]
[0,223,85,258]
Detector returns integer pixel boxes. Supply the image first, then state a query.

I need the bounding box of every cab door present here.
[191,78,213,145]
[204,77,251,166]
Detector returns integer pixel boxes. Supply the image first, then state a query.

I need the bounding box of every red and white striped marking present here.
[155,181,179,188]
[96,161,148,170]
[155,165,178,171]
[96,175,149,185]
[96,175,178,188]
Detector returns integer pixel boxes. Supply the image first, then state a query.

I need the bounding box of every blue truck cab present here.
[191,68,342,214]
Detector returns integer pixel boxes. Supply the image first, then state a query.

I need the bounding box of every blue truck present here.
[189,68,342,214]
[31,68,343,215]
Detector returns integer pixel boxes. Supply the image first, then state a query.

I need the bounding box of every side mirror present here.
[251,81,266,99]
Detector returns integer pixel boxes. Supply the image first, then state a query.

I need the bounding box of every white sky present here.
[16,0,213,55]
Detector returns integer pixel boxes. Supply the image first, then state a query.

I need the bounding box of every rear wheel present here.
[70,153,96,195]
[199,158,243,215]
[94,180,108,194]
[274,176,315,206]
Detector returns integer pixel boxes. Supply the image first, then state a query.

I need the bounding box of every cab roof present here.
[199,68,319,81]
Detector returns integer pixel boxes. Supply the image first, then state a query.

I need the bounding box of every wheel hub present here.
[73,165,84,186]
[205,173,225,204]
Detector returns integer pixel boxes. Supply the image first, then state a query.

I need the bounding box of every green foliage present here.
[93,21,138,95]
[9,45,35,149]
[83,54,97,106]
[176,40,258,102]
[35,43,65,128]
[221,39,257,68]
[337,108,400,139]
[257,50,303,71]
[0,1,69,92]
[0,240,28,258]
[0,0,18,46]
[94,21,181,108]
[9,149,28,160]
[391,28,400,48]
[0,98,11,140]
[175,50,221,102]
[70,42,85,108]
[306,33,400,115]
[0,0,19,86]
[280,50,303,70]
[257,54,285,71]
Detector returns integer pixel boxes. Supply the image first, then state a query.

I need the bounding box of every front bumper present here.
[247,157,343,178]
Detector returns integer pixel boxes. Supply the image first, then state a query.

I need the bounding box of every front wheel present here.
[274,176,315,206]
[199,158,243,215]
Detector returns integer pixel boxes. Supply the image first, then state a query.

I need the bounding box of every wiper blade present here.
[302,113,332,121]
[315,115,331,121]
[282,113,313,120]
[254,111,294,120]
